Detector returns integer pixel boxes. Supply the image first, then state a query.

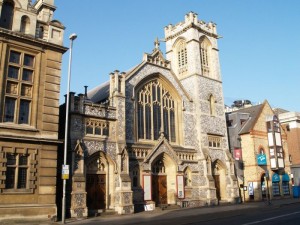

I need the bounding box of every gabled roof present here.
[236,103,265,135]
[125,48,171,81]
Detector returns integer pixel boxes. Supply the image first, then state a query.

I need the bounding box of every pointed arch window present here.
[209,94,216,116]
[177,40,188,75]
[137,80,176,142]
[0,0,14,30]
[131,166,139,188]
[200,37,211,77]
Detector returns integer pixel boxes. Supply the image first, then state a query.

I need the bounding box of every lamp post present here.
[62,33,77,224]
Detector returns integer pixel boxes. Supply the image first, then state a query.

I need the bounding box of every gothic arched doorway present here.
[86,152,114,211]
[151,154,176,206]
[212,160,227,202]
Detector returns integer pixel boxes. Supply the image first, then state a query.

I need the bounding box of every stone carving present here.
[123,206,132,214]
[84,104,116,119]
[74,208,85,218]
[74,193,85,207]
[82,140,117,161]
[123,192,131,204]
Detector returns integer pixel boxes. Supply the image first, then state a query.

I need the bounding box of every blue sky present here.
[54,0,300,112]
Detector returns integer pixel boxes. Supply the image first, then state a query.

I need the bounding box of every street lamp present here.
[62,33,77,224]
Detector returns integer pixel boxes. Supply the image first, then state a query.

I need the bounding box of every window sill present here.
[85,134,108,138]
[0,123,38,132]
[2,189,33,194]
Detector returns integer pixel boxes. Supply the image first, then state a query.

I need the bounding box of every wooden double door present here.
[152,175,167,205]
[86,174,106,210]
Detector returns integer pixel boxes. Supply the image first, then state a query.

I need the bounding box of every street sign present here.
[257,154,267,165]
[62,164,69,180]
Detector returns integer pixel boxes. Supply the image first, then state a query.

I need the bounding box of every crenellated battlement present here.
[164,11,218,40]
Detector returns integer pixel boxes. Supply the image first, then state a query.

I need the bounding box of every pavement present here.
[1,197,300,225]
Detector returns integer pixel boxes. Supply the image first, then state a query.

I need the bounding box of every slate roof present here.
[236,103,265,135]
[86,63,143,103]
[87,80,110,103]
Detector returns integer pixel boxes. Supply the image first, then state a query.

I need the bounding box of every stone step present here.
[101,209,117,216]
[88,209,117,217]
[156,204,181,211]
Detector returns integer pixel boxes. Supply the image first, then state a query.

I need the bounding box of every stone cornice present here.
[165,23,219,42]
[0,28,67,53]
[180,73,223,84]
[0,135,62,144]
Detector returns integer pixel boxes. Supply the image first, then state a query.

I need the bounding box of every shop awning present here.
[272,173,280,182]
[282,173,290,182]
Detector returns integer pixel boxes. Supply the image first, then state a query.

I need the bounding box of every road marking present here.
[242,211,300,225]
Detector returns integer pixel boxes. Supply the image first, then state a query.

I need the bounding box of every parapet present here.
[164,11,218,40]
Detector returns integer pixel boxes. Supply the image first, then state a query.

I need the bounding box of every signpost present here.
[62,165,69,180]
[257,154,267,165]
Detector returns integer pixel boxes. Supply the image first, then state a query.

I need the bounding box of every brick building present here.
[226,101,292,202]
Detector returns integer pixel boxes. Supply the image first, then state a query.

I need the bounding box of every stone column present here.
[70,140,88,218]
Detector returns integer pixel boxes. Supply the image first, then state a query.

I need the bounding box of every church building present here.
[62,12,239,217]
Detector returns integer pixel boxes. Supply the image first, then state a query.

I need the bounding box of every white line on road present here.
[241,211,300,225]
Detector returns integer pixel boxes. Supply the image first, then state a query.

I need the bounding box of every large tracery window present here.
[137,80,176,142]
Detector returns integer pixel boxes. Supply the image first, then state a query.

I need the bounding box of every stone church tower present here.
[63,12,239,219]
[164,12,238,203]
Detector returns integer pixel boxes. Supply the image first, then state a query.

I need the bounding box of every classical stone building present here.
[61,12,239,218]
[226,101,292,202]
[0,0,66,220]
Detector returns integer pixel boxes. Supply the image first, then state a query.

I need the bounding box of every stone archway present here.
[151,153,177,206]
[85,151,115,212]
[212,160,227,202]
